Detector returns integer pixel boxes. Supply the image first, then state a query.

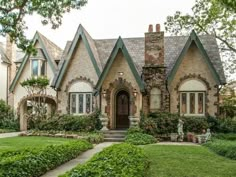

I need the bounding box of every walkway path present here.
[0,132,22,138]
[41,142,116,177]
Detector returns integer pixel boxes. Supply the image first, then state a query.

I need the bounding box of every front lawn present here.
[0,136,76,152]
[143,145,236,177]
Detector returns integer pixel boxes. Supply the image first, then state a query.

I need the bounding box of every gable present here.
[167,30,222,85]
[52,25,101,89]
[95,37,144,92]
[9,32,58,92]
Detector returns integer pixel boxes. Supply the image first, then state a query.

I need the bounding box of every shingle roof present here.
[94,36,226,84]
[52,26,226,88]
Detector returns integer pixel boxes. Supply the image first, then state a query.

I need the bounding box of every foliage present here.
[214,0,236,12]
[207,116,236,133]
[125,132,157,145]
[0,0,87,53]
[0,139,92,177]
[127,126,144,134]
[143,145,236,177]
[204,139,236,160]
[0,99,19,130]
[32,111,102,132]
[144,112,208,135]
[140,117,157,135]
[60,143,149,177]
[165,0,236,78]
[20,76,50,127]
[213,133,236,141]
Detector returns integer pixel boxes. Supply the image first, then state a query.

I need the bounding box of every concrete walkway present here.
[0,132,22,138]
[41,142,116,177]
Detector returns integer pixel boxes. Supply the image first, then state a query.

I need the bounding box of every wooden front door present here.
[116,90,129,129]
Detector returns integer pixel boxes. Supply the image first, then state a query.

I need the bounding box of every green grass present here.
[143,145,236,177]
[0,136,76,152]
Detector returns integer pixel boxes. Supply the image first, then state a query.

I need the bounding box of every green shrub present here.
[82,132,104,144]
[34,110,102,132]
[125,132,157,145]
[0,99,19,130]
[144,112,208,135]
[127,126,144,134]
[213,133,236,141]
[204,139,236,160]
[207,116,236,133]
[60,143,149,177]
[0,139,92,177]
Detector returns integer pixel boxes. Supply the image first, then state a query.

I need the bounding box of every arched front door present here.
[116,90,130,129]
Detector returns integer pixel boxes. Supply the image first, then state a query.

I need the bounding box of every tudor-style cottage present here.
[11,24,226,131]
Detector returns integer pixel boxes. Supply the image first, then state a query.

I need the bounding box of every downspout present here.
[166,79,171,113]
[217,84,224,117]
[6,64,9,104]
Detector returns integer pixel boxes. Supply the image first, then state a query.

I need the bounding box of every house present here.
[10,24,226,131]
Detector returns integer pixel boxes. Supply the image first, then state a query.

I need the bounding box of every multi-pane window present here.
[150,88,161,111]
[31,59,46,76]
[70,93,92,114]
[180,92,205,115]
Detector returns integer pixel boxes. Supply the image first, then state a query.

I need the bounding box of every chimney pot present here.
[148,24,153,32]
[156,24,160,32]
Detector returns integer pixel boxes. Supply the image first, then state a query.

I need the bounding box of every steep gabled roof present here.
[9,32,62,92]
[52,24,101,89]
[167,30,223,85]
[0,45,11,64]
[95,37,145,92]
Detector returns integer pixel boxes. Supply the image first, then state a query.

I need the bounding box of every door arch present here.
[116,90,130,129]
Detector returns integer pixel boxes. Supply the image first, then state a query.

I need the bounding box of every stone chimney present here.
[6,34,16,106]
[142,24,169,115]
[145,24,164,66]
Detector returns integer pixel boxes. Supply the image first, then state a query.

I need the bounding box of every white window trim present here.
[180,92,205,116]
[70,92,93,115]
[30,59,46,77]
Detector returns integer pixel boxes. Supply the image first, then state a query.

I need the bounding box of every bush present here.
[60,143,149,177]
[207,116,236,133]
[125,132,157,145]
[213,133,236,141]
[0,99,19,130]
[143,112,208,135]
[127,126,144,134]
[0,139,92,177]
[33,110,102,132]
[204,139,236,160]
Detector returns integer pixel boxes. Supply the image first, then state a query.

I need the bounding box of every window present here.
[180,92,205,115]
[69,81,93,114]
[179,79,206,116]
[150,88,161,111]
[70,93,92,114]
[31,59,46,76]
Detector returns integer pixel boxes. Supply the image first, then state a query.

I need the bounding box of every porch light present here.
[102,89,107,98]
[133,89,138,97]
[118,72,124,76]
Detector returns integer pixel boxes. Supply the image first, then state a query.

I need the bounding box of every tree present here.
[0,0,87,53]
[164,0,236,79]
[20,76,49,127]
[215,0,236,12]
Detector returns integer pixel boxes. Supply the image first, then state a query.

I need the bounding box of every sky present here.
[16,0,196,49]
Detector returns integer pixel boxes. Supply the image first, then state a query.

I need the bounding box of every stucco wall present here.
[0,62,8,101]
[57,39,98,114]
[101,51,142,127]
[169,43,218,116]
[13,41,56,110]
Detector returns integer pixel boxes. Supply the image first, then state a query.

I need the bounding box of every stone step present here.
[101,130,127,134]
[104,134,125,138]
[104,137,125,142]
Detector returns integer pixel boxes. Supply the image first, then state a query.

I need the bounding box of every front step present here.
[102,130,127,142]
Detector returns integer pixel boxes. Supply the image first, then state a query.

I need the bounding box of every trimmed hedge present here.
[60,143,149,177]
[31,111,102,132]
[204,139,236,160]
[0,140,92,177]
[125,132,157,145]
[213,133,236,141]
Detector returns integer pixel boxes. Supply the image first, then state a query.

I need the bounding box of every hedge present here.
[125,132,157,145]
[0,140,92,177]
[204,139,236,160]
[60,143,149,177]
